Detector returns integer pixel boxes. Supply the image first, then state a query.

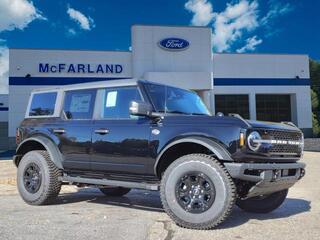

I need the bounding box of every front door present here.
[91,86,153,175]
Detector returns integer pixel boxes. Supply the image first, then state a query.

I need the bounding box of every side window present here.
[63,89,96,119]
[102,87,142,119]
[29,92,57,116]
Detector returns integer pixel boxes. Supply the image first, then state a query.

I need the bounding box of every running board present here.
[59,175,159,191]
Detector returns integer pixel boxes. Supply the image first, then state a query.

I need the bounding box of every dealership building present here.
[0,25,312,149]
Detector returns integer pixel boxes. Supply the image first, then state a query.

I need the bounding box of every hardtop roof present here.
[31,78,139,93]
[30,78,193,94]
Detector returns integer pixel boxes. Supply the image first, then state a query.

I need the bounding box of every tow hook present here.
[299,168,306,179]
[272,170,281,181]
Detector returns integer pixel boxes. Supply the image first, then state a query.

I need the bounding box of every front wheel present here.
[160,154,236,230]
[236,189,288,213]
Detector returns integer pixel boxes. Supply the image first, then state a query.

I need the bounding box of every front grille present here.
[258,129,303,156]
[268,144,301,155]
[263,130,302,141]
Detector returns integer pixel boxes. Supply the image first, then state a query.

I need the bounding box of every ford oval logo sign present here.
[159,38,190,51]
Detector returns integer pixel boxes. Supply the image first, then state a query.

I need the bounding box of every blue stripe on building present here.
[9,77,311,86]
[0,107,9,111]
[9,77,131,85]
[214,78,310,86]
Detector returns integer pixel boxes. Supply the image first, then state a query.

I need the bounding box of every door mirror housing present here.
[129,101,153,117]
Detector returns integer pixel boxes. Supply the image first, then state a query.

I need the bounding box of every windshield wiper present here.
[158,110,191,115]
[190,113,209,116]
[158,110,208,116]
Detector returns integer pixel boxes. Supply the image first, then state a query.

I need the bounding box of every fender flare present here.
[16,136,64,169]
[154,136,233,175]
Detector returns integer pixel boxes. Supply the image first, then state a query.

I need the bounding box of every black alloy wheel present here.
[23,163,42,194]
[175,172,216,214]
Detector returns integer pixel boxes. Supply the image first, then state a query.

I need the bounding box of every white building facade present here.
[0,94,9,149]
[4,25,312,148]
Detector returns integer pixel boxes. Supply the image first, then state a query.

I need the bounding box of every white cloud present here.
[211,0,259,52]
[185,0,294,53]
[0,0,45,32]
[67,28,77,36]
[261,0,294,26]
[67,7,95,31]
[0,0,45,94]
[236,35,262,53]
[0,47,9,94]
[185,0,214,26]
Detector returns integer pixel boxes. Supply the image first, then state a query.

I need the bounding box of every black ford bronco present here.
[14,79,305,229]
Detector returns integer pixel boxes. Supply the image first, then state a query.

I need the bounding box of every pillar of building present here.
[249,93,256,120]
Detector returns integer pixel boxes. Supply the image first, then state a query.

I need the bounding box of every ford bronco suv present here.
[14,79,305,230]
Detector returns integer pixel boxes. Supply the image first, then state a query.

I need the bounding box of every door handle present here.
[95,129,109,135]
[53,129,66,134]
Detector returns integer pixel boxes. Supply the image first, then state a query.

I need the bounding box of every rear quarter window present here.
[29,92,57,116]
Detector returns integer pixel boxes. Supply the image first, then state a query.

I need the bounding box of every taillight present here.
[16,128,21,145]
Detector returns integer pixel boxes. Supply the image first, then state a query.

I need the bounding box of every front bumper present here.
[224,162,305,199]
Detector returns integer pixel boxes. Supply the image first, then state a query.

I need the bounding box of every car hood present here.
[162,115,300,132]
[162,115,249,128]
[246,120,300,132]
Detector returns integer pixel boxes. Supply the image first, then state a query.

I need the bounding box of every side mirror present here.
[129,101,153,117]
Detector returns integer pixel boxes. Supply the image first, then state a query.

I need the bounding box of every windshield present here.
[144,83,211,115]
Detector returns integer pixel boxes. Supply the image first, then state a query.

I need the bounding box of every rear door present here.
[54,89,96,170]
[91,86,153,175]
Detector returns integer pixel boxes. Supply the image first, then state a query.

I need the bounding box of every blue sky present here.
[0,0,319,92]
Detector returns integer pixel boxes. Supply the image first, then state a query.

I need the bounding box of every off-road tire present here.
[17,150,62,205]
[160,154,236,230]
[99,187,131,196]
[236,189,288,213]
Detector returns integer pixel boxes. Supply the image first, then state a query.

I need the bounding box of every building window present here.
[29,92,57,116]
[63,89,96,119]
[215,95,250,119]
[256,94,291,122]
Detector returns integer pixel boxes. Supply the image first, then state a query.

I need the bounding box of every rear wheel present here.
[17,150,62,205]
[99,187,131,196]
[160,154,236,230]
[236,189,288,213]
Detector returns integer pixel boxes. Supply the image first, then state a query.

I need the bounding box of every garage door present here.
[215,95,250,119]
[256,94,291,122]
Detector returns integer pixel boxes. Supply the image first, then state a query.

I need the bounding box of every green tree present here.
[312,113,320,136]
[310,59,320,92]
[311,89,319,110]
[310,59,320,137]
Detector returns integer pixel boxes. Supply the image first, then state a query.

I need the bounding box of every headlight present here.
[247,131,261,151]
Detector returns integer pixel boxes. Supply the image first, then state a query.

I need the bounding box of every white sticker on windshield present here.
[106,91,117,107]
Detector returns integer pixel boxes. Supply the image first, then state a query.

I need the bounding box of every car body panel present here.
[53,119,93,170]
[247,120,300,131]
[91,118,153,175]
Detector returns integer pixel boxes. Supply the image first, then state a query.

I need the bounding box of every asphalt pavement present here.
[0,152,319,240]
